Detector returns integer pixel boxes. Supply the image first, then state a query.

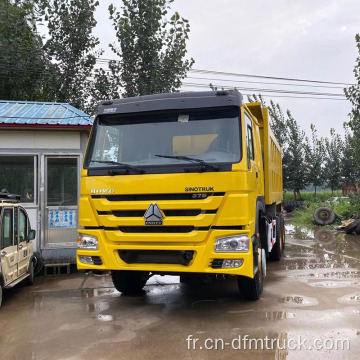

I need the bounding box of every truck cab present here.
[0,189,36,308]
[77,90,285,300]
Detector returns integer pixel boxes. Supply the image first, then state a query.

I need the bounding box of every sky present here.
[93,0,360,138]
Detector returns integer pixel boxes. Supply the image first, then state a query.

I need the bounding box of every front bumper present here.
[77,229,255,278]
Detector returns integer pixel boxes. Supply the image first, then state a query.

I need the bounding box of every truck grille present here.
[98,209,217,217]
[91,192,225,235]
[119,250,194,265]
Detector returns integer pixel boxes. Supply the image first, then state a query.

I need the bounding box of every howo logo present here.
[90,189,115,194]
[144,203,164,225]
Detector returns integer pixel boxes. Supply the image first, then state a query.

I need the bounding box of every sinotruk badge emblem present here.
[144,203,164,225]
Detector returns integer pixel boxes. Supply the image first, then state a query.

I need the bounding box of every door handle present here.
[18,244,23,250]
[1,251,6,257]
[256,172,258,178]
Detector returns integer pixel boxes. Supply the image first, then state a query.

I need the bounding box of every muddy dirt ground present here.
[1,220,360,360]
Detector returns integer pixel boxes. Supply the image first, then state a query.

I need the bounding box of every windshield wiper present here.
[155,155,219,172]
[90,160,145,174]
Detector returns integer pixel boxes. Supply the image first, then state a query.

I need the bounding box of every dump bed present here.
[246,103,283,205]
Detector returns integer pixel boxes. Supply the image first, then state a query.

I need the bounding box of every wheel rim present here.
[258,247,263,279]
[320,211,329,219]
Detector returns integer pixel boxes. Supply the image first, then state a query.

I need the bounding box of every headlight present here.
[215,235,249,252]
[77,234,98,250]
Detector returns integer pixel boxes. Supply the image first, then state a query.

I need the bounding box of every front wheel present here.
[237,247,265,300]
[111,270,149,295]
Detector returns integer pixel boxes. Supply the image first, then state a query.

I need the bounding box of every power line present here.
[181,83,348,101]
[94,57,356,86]
[182,82,346,98]
[186,76,346,90]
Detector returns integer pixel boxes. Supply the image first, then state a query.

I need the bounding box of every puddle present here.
[81,287,120,298]
[338,293,360,304]
[191,299,216,307]
[309,281,359,288]
[280,295,318,306]
[97,314,114,322]
[265,311,295,320]
[228,309,254,314]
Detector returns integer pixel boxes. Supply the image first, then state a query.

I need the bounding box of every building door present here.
[44,157,79,249]
[0,207,18,285]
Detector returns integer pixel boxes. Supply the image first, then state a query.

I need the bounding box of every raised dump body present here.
[77,90,285,300]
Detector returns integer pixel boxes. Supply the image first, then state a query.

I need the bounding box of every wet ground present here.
[1,219,360,360]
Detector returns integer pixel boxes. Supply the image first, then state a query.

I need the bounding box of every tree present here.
[344,34,360,180]
[38,0,101,112]
[99,0,194,99]
[0,0,56,101]
[282,111,308,199]
[323,128,343,193]
[341,123,357,183]
[305,124,324,197]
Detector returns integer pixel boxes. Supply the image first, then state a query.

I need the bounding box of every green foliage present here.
[341,123,358,182]
[323,128,343,192]
[305,124,324,195]
[283,110,308,198]
[38,0,102,112]
[96,0,194,99]
[283,190,342,202]
[344,33,360,180]
[0,0,56,101]
[291,194,360,226]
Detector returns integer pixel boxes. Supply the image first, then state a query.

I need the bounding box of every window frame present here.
[245,113,255,169]
[0,155,38,205]
[1,207,14,250]
[18,207,29,243]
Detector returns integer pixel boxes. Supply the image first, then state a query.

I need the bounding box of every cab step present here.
[4,273,29,289]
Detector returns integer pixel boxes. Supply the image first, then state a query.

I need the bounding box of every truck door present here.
[17,207,32,277]
[0,207,18,285]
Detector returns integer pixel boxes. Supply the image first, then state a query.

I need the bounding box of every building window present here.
[46,158,78,206]
[0,156,36,203]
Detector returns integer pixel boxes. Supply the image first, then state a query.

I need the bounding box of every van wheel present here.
[111,270,149,295]
[0,286,2,308]
[26,261,35,286]
[237,247,264,300]
[269,215,285,261]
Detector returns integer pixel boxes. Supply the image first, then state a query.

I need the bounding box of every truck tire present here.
[313,207,336,226]
[237,246,264,301]
[269,215,285,261]
[111,270,149,295]
[26,261,35,286]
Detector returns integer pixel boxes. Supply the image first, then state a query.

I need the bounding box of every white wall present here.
[0,130,80,149]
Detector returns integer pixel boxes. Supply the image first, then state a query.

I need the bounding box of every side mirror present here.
[27,229,36,241]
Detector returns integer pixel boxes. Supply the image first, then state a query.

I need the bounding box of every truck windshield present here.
[84,107,241,172]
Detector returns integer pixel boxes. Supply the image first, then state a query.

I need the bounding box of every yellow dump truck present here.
[77,90,284,300]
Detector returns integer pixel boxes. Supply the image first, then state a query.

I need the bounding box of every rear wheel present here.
[26,261,35,286]
[111,270,149,295]
[237,246,264,300]
[269,215,285,261]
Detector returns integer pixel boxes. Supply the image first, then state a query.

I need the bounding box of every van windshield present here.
[84,107,241,173]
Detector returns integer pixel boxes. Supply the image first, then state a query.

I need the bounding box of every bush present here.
[290,193,360,225]
[283,190,342,202]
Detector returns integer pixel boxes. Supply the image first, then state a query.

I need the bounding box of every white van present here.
[0,190,36,308]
